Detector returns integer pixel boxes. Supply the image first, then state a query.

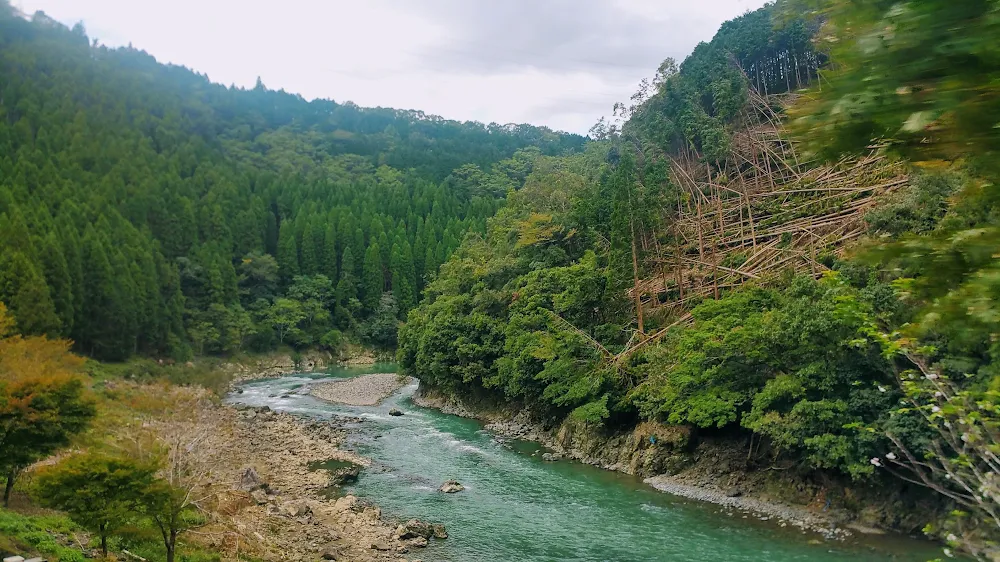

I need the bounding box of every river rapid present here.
[226,366,942,562]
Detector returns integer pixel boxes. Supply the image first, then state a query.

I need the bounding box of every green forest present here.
[1,0,1000,558]
[0,3,584,361]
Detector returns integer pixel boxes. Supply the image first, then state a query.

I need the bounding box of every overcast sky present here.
[16,0,768,134]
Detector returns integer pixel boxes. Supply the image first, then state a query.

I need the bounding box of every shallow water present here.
[227,366,942,562]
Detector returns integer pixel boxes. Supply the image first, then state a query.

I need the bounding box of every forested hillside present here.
[400,0,1000,555]
[0,2,584,360]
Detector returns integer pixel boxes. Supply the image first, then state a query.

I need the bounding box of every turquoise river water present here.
[226,366,942,562]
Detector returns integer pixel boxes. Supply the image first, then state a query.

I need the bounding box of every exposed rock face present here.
[415,384,691,478]
[407,537,429,548]
[279,500,312,517]
[250,488,270,505]
[438,480,465,493]
[321,545,343,560]
[225,351,334,386]
[552,420,693,478]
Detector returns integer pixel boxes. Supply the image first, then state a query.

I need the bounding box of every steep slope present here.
[400,0,1000,548]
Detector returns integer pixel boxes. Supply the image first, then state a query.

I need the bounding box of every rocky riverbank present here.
[410,385,915,542]
[211,400,445,561]
[221,346,391,389]
[224,351,335,386]
[643,475,851,539]
[311,373,412,406]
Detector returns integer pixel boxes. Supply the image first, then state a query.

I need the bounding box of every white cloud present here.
[16,0,768,133]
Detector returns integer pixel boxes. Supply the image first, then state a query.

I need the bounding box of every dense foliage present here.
[399,148,631,422]
[0,3,584,360]
[400,0,1000,520]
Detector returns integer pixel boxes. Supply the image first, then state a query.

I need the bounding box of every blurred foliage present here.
[787,0,1000,169]
[0,509,88,562]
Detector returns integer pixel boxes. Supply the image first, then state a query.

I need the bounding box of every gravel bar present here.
[310,373,410,406]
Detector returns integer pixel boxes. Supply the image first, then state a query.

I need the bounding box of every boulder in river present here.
[438,480,465,493]
[396,519,434,539]
[432,523,448,539]
[388,408,404,416]
[407,536,429,548]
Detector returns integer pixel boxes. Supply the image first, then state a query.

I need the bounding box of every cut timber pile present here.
[600,90,907,365]
[635,89,907,312]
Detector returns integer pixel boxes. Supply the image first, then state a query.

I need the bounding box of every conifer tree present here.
[38,233,74,334]
[362,243,383,315]
[390,241,416,315]
[299,223,319,276]
[276,220,299,286]
[323,224,338,281]
[0,251,60,336]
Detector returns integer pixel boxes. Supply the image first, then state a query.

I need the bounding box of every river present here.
[226,366,942,562]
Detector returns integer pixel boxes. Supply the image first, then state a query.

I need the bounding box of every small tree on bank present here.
[34,452,156,557]
[0,302,95,506]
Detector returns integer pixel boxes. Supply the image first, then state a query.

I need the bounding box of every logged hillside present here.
[400,0,1000,554]
[0,3,584,360]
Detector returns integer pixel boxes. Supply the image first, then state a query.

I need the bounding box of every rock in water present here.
[439,480,465,493]
[388,408,404,416]
[407,536,429,548]
[396,519,434,539]
[432,523,448,539]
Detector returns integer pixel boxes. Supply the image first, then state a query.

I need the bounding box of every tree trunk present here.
[100,524,108,558]
[630,218,644,335]
[166,530,177,562]
[3,468,16,507]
